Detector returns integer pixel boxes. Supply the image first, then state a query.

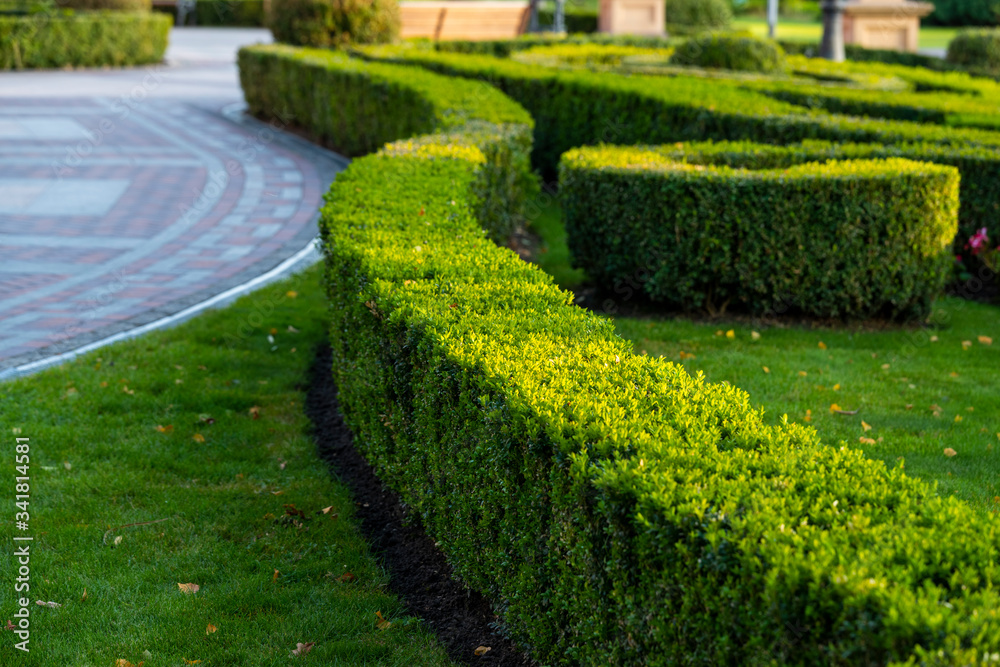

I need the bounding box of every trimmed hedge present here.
[430,32,676,58]
[238,43,535,241]
[665,0,731,34]
[560,146,957,319]
[669,31,785,73]
[241,43,1000,666]
[0,12,170,69]
[267,0,399,47]
[62,0,150,10]
[512,43,675,67]
[356,45,1000,239]
[947,29,1000,76]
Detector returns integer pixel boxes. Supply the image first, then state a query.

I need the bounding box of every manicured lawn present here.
[0,264,455,666]
[530,200,1000,515]
[732,15,960,50]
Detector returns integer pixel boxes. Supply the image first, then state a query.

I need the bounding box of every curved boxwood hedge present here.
[238,44,536,241]
[560,146,958,319]
[0,12,170,69]
[356,45,1000,242]
[239,43,1000,666]
[355,46,1000,170]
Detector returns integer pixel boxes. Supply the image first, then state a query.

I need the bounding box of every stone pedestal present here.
[598,0,665,36]
[842,0,934,52]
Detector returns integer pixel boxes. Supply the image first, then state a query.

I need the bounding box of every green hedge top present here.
[560,145,958,319]
[239,44,532,160]
[355,45,1000,176]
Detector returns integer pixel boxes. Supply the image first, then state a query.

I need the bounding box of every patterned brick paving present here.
[0,97,346,371]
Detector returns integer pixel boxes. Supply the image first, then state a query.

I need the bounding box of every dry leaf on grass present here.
[273,569,280,582]
[336,572,356,583]
[375,611,392,630]
[154,425,173,434]
[944,448,958,457]
[206,624,217,635]
[861,421,872,432]
[818,341,827,350]
[979,335,993,345]
[35,601,60,609]
[474,646,491,656]
[177,583,200,594]
[859,437,876,445]
[249,406,261,420]
[192,434,205,443]
[292,642,315,656]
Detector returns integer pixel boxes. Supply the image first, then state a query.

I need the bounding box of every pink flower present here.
[969,227,990,255]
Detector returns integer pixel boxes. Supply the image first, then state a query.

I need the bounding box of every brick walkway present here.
[0,30,346,374]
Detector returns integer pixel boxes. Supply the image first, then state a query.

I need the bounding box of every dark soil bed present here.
[305,344,536,667]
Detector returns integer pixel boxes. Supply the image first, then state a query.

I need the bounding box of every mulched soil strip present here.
[305,344,536,667]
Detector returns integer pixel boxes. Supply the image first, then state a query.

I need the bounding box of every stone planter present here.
[842,0,933,52]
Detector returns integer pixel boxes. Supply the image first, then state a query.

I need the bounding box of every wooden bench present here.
[399,1,530,41]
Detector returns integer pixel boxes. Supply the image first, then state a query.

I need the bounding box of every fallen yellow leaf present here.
[80,588,87,603]
[955,415,963,423]
[830,403,842,413]
[979,335,993,345]
[192,433,205,443]
[375,611,392,630]
[274,569,280,582]
[818,341,827,350]
[725,330,735,339]
[751,331,761,341]
[881,363,890,370]
[762,366,770,374]
[962,340,973,350]
[474,646,492,656]
[944,448,957,457]
[861,421,872,432]
[930,335,939,342]
[798,371,808,377]
[286,290,298,299]
[155,425,173,434]
[832,383,840,391]
[292,642,315,656]
[183,660,201,665]
[177,583,200,594]
[206,624,217,635]
[859,437,876,445]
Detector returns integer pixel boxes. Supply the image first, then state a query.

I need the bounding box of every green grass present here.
[0,264,455,666]
[531,198,1000,514]
[732,16,961,50]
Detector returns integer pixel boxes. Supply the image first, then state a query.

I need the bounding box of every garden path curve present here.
[0,28,346,378]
